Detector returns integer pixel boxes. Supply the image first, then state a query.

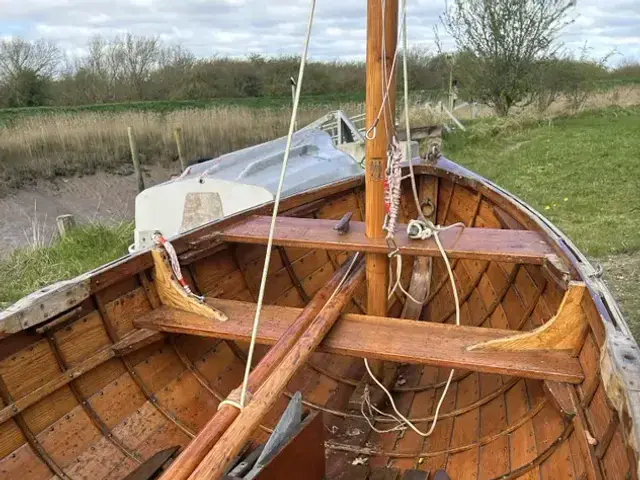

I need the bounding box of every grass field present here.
[445,106,640,339]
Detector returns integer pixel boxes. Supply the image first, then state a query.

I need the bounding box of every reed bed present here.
[0,103,363,191]
[1,85,638,194]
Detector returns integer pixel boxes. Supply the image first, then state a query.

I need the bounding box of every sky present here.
[1,0,638,66]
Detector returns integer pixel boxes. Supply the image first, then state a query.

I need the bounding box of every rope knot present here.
[218,386,253,411]
[407,219,436,240]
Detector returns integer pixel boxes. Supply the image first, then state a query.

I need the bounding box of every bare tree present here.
[440,0,575,115]
[0,38,61,79]
[120,34,161,99]
[0,38,61,106]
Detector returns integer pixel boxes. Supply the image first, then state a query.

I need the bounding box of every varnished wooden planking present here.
[505,380,539,478]
[420,370,459,473]
[392,366,439,470]
[65,436,130,479]
[104,288,154,338]
[110,402,174,453]
[221,216,554,264]
[136,302,584,383]
[37,405,102,469]
[0,329,163,427]
[445,373,480,478]
[0,419,26,460]
[601,429,631,479]
[88,374,148,430]
[476,374,510,479]
[54,311,112,366]
[22,386,77,436]
[0,339,63,400]
[0,443,50,480]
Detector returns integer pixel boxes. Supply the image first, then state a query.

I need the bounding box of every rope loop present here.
[406,219,465,241]
[365,119,379,140]
[218,387,252,411]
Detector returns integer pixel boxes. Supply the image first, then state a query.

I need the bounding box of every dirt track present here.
[0,165,176,255]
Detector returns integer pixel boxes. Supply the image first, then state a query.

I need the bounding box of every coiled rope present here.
[219,0,317,411]
[362,0,464,438]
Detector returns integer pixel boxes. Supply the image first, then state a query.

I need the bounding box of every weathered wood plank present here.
[221,216,553,264]
[0,329,163,426]
[135,300,584,383]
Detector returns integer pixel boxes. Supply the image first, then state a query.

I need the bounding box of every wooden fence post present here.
[127,126,145,193]
[173,127,186,171]
[56,214,76,237]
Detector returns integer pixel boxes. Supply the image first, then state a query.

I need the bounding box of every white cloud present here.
[0,0,638,63]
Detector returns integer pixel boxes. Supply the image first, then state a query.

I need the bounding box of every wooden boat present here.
[1,3,639,480]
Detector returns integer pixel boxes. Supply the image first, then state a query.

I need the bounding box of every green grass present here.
[445,107,640,257]
[0,92,366,127]
[0,223,133,308]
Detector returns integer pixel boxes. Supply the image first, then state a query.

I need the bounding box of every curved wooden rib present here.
[151,248,228,322]
[469,282,587,353]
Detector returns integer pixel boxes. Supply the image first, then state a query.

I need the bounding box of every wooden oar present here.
[188,259,365,479]
[161,254,364,480]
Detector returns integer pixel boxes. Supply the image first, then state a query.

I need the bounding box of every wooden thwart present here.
[135,300,584,384]
[221,215,554,264]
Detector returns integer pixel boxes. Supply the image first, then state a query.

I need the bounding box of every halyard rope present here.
[365,0,407,140]
[362,1,464,438]
[222,0,317,410]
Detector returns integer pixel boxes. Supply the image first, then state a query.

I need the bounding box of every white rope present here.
[235,0,317,409]
[362,1,465,438]
[401,1,423,218]
[363,220,463,437]
[365,0,407,140]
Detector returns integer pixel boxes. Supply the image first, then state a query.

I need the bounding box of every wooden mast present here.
[365,0,398,319]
